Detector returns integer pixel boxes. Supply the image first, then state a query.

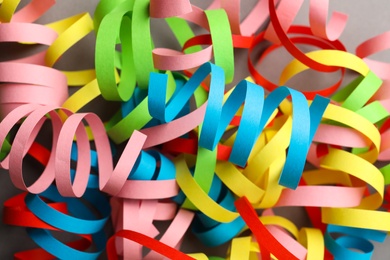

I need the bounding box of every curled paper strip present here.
[106,230,196,260]
[149,62,329,196]
[0,104,146,197]
[324,224,387,260]
[110,198,195,259]
[265,0,344,72]
[235,196,299,260]
[248,26,346,99]
[3,186,109,259]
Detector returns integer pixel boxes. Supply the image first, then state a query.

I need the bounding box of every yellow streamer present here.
[0,0,19,22]
[280,49,370,85]
[45,13,94,67]
[298,228,324,260]
[174,155,240,223]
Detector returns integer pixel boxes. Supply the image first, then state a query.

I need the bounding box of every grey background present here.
[1,0,390,258]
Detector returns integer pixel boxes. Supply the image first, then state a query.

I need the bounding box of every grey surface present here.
[1,0,390,258]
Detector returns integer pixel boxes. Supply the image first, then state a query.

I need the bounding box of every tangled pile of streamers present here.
[3,0,390,259]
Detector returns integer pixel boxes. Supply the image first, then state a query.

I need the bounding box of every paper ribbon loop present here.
[4,186,109,259]
[107,230,196,260]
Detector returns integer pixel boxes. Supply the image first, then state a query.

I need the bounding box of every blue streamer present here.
[26,185,110,235]
[148,62,330,189]
[325,224,387,259]
[25,185,110,259]
[129,150,176,180]
[148,62,225,123]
